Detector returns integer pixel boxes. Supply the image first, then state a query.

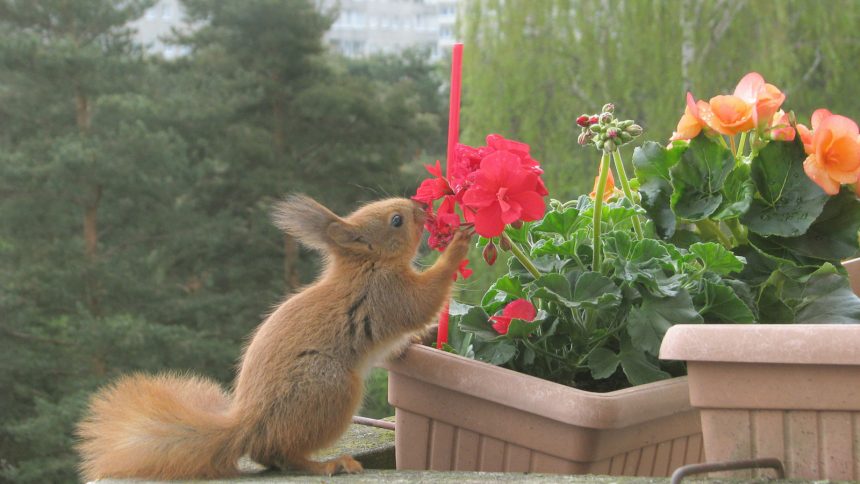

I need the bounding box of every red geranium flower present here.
[460,151,547,237]
[425,195,460,250]
[412,160,452,204]
[486,134,548,195]
[448,143,490,197]
[449,134,548,200]
[490,299,537,335]
[453,259,473,281]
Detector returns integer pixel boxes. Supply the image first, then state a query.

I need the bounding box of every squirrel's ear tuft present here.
[272,195,340,251]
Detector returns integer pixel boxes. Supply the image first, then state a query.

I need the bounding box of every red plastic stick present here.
[445,43,463,179]
[437,43,463,350]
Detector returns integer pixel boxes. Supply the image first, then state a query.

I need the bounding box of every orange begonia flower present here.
[798,109,860,195]
[670,73,785,142]
[589,164,616,202]
[733,72,785,127]
[698,95,755,136]
[670,93,706,141]
[768,110,795,141]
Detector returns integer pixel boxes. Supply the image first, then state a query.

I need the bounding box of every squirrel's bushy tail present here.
[76,373,241,481]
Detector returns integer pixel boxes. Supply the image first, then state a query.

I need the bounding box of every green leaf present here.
[446,304,475,356]
[633,141,685,238]
[474,341,517,365]
[741,138,829,237]
[631,238,672,264]
[448,300,473,316]
[587,348,620,379]
[669,229,702,249]
[571,272,621,308]
[766,189,860,262]
[619,335,671,385]
[670,135,734,221]
[734,244,780,286]
[689,242,745,275]
[506,318,541,338]
[530,238,578,258]
[712,164,754,220]
[747,233,819,269]
[504,222,531,244]
[533,207,581,237]
[481,275,526,314]
[531,273,571,302]
[627,291,703,355]
[457,306,497,341]
[603,230,633,260]
[603,200,645,227]
[757,284,794,323]
[696,281,755,323]
[796,269,860,323]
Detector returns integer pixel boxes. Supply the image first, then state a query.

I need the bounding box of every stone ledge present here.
[96,469,821,484]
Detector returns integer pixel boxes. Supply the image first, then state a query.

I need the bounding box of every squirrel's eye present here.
[391,214,403,228]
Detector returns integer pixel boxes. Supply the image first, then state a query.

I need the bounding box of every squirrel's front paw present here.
[444,228,472,264]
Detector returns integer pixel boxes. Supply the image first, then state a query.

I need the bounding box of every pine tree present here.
[0,1,446,481]
[0,2,234,481]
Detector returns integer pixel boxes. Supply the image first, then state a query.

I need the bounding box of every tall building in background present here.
[323,0,461,59]
[130,0,461,60]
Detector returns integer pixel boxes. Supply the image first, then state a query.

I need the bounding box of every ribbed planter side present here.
[661,324,860,480]
[384,345,703,476]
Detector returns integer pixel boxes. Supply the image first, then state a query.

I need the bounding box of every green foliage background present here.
[1,0,859,482]
[460,0,860,197]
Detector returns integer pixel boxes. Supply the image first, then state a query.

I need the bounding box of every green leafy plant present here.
[635,71,860,325]
[441,89,860,392]
[445,194,750,391]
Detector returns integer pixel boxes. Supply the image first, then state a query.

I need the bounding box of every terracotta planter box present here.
[660,324,860,480]
[383,344,703,476]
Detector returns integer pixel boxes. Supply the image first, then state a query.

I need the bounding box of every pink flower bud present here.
[578,131,593,145]
[576,115,590,127]
[606,128,619,139]
[482,241,498,266]
[589,115,599,125]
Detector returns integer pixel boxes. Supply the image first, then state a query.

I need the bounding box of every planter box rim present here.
[660,324,860,365]
[384,344,691,429]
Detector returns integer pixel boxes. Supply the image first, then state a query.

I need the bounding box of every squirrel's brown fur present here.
[76,195,470,480]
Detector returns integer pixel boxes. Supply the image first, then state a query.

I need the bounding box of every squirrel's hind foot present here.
[285,454,363,476]
[328,454,364,475]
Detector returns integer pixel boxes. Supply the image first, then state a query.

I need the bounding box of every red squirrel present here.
[76,196,470,480]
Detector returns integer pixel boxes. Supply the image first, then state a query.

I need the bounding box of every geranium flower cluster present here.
[413,134,549,249]
[670,72,860,195]
[577,103,643,153]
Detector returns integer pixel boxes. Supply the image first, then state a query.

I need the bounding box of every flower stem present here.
[694,219,732,248]
[611,150,644,240]
[592,152,612,272]
[501,233,541,279]
[736,131,748,160]
[730,135,737,154]
[725,218,747,245]
[718,135,730,150]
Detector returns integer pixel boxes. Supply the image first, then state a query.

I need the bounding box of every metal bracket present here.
[671,457,785,484]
